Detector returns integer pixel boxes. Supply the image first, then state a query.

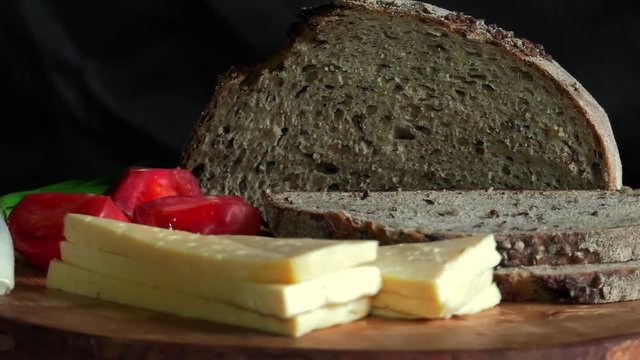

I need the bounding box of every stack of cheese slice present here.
[370,234,501,319]
[47,214,381,337]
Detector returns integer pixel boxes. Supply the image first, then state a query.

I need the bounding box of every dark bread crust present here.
[264,191,640,268]
[495,262,640,304]
[181,0,622,190]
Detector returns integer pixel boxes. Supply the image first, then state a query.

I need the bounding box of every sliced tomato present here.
[132,195,261,236]
[107,167,202,217]
[7,193,129,271]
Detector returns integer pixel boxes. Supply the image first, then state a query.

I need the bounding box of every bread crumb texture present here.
[182,3,614,210]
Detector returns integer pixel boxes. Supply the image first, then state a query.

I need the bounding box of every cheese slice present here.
[47,261,371,337]
[60,241,382,317]
[371,283,501,319]
[372,235,500,299]
[63,214,378,284]
[372,269,494,317]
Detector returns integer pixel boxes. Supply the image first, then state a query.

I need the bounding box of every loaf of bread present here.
[264,189,640,267]
[181,0,622,211]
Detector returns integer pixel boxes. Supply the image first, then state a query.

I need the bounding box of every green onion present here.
[0,174,120,220]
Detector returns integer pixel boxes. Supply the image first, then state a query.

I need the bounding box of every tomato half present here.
[132,195,261,236]
[7,193,129,270]
[107,167,202,217]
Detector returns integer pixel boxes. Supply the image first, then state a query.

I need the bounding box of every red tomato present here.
[7,193,129,271]
[107,167,202,217]
[132,195,261,236]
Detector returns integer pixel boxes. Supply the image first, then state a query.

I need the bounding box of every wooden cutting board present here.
[1,262,640,359]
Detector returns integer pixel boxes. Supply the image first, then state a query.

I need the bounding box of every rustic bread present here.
[180,0,622,211]
[495,261,640,304]
[264,189,640,267]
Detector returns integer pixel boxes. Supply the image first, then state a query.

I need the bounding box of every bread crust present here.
[181,0,622,190]
[495,262,640,303]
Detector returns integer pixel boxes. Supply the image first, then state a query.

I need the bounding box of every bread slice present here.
[181,0,622,210]
[263,189,640,267]
[495,261,640,304]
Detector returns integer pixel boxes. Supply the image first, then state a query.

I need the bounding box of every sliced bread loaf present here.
[495,261,640,304]
[180,0,622,211]
[264,189,640,267]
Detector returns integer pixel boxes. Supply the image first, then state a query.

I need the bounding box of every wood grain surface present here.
[1,262,640,359]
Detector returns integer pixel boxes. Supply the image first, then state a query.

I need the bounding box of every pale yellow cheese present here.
[455,283,501,315]
[46,261,371,337]
[60,241,382,317]
[369,235,501,318]
[372,235,500,298]
[372,269,494,317]
[63,214,378,284]
[371,283,501,319]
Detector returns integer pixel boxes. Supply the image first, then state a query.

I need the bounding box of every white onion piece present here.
[0,217,14,295]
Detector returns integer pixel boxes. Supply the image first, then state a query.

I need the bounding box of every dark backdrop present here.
[1,0,639,193]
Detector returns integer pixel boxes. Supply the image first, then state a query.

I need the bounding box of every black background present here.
[1,1,639,193]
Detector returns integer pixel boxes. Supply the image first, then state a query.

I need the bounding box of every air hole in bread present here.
[311,37,327,47]
[591,162,602,178]
[352,114,366,132]
[469,73,487,80]
[191,163,205,179]
[415,125,432,135]
[376,63,391,72]
[456,137,470,146]
[394,125,416,140]
[383,31,399,40]
[407,104,421,118]
[295,86,309,98]
[303,65,320,82]
[430,44,447,52]
[238,178,247,193]
[340,96,353,107]
[316,162,340,175]
[482,83,496,92]
[266,161,276,173]
[428,104,442,112]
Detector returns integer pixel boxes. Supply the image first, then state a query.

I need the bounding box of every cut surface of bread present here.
[264,189,640,267]
[181,0,622,211]
[495,261,640,304]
